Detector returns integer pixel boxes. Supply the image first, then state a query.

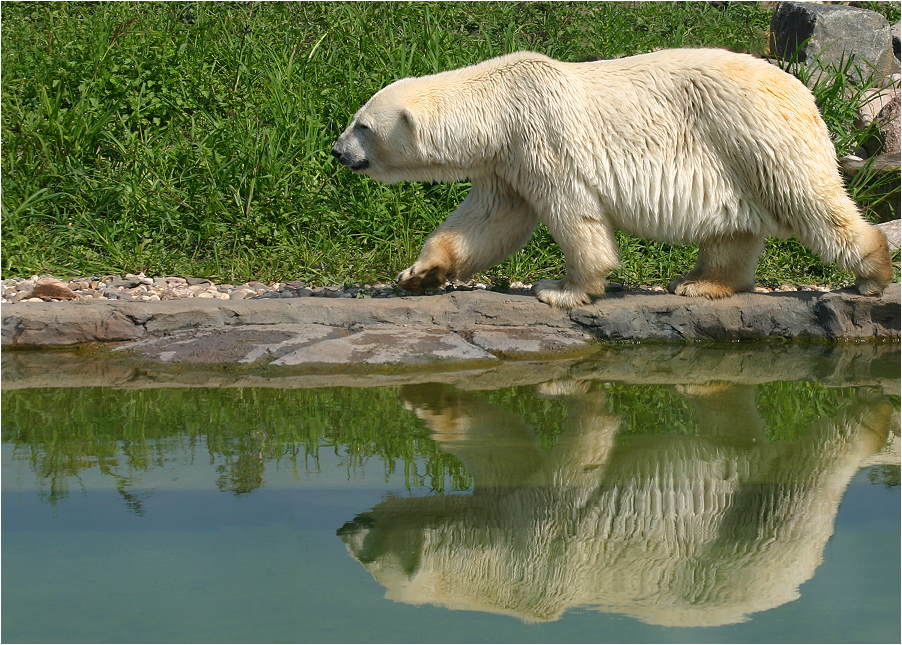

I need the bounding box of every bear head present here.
[332,72,507,184]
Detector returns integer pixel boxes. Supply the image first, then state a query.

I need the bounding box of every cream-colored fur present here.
[332,49,892,307]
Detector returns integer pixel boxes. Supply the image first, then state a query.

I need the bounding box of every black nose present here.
[331,147,343,160]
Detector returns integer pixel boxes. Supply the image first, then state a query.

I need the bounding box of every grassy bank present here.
[2,2,898,287]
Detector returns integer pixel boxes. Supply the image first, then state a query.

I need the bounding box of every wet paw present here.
[533,279,594,309]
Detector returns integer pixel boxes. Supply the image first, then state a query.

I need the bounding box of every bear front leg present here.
[397,180,538,292]
[534,216,618,309]
[396,231,459,291]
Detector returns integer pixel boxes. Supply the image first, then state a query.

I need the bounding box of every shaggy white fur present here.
[332,49,892,308]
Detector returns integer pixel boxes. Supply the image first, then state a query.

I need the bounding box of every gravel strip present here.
[0,274,833,304]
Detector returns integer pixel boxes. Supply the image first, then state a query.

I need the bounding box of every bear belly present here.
[604,198,771,244]
[594,158,779,244]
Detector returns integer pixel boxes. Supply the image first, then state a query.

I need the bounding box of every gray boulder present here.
[771,2,896,79]
[893,20,900,62]
[877,220,901,251]
[875,92,900,154]
[857,75,899,128]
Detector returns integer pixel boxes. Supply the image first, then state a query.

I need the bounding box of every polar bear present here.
[332,49,892,308]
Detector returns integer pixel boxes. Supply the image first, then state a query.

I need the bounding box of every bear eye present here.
[355,122,370,132]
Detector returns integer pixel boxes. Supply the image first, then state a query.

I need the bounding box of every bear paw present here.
[668,277,736,299]
[396,262,449,292]
[533,279,594,309]
[855,277,887,296]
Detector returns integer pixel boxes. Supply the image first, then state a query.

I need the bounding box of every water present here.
[2,344,899,643]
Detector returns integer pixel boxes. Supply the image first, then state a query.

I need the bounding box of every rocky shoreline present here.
[2,286,899,370]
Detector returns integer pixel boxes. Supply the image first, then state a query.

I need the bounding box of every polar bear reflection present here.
[337,382,896,626]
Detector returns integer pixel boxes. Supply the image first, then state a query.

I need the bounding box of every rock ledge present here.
[2,286,899,367]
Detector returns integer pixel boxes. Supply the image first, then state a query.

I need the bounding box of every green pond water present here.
[2,345,900,644]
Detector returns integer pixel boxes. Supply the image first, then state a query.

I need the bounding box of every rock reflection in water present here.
[338,380,897,626]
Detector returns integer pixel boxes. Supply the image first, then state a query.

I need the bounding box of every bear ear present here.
[398,107,422,148]
[400,108,417,135]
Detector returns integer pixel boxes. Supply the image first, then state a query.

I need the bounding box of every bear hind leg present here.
[848,226,892,296]
[853,230,893,296]
[790,203,892,296]
[669,233,763,299]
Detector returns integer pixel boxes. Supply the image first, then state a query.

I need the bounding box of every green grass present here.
[1,2,898,287]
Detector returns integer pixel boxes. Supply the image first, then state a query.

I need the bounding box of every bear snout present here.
[331,146,369,171]
[330,146,349,164]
